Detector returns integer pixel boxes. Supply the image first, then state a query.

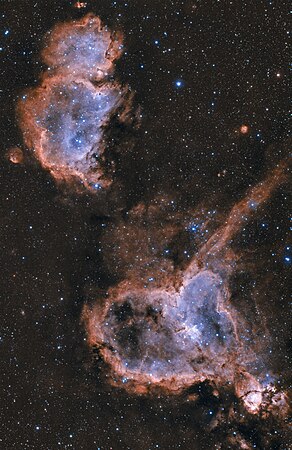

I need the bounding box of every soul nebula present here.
[17,15,132,191]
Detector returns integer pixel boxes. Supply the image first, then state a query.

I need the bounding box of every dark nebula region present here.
[1,2,291,449]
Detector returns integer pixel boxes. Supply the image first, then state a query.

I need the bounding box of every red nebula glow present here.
[240,124,249,134]
[17,15,133,192]
[82,158,290,417]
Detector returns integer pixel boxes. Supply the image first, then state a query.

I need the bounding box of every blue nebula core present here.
[103,271,235,379]
[18,14,128,190]
[38,82,120,166]
[42,15,120,77]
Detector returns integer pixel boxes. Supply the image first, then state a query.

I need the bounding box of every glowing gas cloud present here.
[16,12,290,431]
[17,14,133,191]
[82,159,290,416]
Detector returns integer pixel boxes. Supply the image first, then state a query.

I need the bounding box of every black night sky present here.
[0,1,291,449]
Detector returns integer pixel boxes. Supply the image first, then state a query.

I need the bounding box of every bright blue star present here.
[248,200,258,209]
[190,224,199,233]
[175,79,184,88]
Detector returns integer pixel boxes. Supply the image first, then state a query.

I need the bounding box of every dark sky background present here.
[0,1,291,449]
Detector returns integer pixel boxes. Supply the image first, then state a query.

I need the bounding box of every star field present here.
[0,1,291,449]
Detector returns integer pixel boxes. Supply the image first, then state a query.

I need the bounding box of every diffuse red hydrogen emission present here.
[17,14,134,192]
[15,13,291,424]
[83,159,290,418]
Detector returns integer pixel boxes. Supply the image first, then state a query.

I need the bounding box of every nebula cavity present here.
[17,15,132,191]
[84,271,237,393]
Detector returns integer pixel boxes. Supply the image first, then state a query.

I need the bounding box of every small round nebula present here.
[7,147,24,164]
[240,124,249,134]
